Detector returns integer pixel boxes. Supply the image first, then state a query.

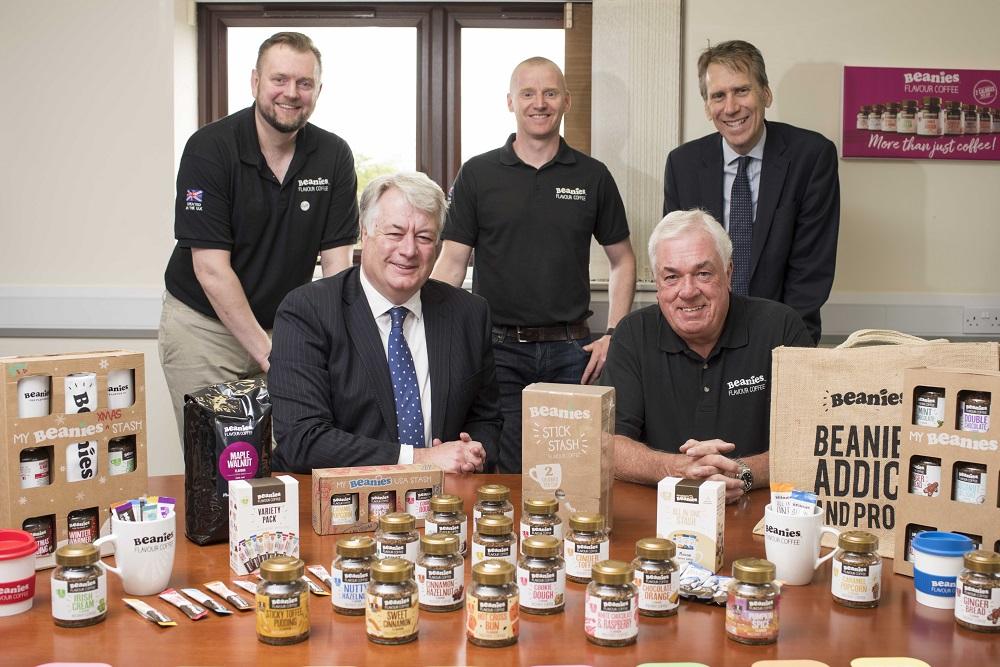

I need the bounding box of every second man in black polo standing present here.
[432,57,636,473]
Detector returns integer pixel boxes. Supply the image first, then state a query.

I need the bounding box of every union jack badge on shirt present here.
[186,189,204,203]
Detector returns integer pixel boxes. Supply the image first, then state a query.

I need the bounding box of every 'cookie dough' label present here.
[955,582,1000,627]
[635,570,680,612]
[365,593,417,639]
[517,566,565,609]
[256,591,309,639]
[565,540,609,578]
[584,593,638,641]
[332,567,368,610]
[832,560,882,602]
[466,594,519,641]
[416,563,464,607]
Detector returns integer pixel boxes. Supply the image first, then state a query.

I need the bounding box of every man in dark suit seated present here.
[268,172,502,473]
[663,40,840,344]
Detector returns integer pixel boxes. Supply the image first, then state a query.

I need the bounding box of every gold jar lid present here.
[522,535,561,558]
[429,494,463,513]
[732,558,775,584]
[523,497,558,515]
[421,533,459,555]
[591,560,632,585]
[379,512,415,532]
[476,515,513,536]
[964,550,1000,574]
[54,543,99,567]
[838,531,878,553]
[476,484,510,502]
[635,537,675,560]
[371,557,413,583]
[260,556,304,583]
[569,513,604,532]
[472,560,514,585]
[337,535,376,558]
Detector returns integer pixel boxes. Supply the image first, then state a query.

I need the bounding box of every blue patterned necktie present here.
[387,306,425,447]
[730,155,753,296]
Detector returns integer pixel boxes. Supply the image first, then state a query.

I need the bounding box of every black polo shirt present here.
[442,134,630,327]
[164,106,359,329]
[601,296,813,458]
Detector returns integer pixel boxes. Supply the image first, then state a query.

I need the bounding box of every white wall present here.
[681,0,1000,296]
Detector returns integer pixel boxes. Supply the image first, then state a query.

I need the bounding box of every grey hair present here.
[647,209,733,273]
[360,172,447,239]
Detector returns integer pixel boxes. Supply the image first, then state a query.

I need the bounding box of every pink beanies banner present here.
[842,66,999,160]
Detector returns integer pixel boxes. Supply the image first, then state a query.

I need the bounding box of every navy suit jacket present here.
[663,121,840,343]
[269,266,503,472]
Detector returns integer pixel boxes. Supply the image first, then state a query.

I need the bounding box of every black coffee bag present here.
[183,378,271,545]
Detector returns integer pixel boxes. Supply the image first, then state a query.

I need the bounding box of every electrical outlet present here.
[963,308,1000,334]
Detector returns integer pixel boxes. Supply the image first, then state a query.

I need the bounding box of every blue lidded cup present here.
[911,531,974,609]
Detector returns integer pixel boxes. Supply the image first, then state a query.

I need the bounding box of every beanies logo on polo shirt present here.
[554,186,586,201]
[727,374,765,397]
[298,177,329,192]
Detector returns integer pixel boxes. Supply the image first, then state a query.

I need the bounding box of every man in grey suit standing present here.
[269,172,502,473]
[663,40,839,344]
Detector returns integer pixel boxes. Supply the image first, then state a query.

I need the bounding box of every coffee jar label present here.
[52,576,106,621]
[565,540,609,578]
[416,563,464,607]
[955,582,1000,627]
[726,593,779,641]
[832,560,882,602]
[332,566,368,610]
[635,570,680,611]
[584,593,638,640]
[517,566,565,609]
[466,593,519,641]
[366,593,417,639]
[256,591,309,638]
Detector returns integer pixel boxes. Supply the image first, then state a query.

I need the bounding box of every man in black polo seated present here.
[602,209,814,502]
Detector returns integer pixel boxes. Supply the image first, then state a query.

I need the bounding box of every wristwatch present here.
[734,459,753,494]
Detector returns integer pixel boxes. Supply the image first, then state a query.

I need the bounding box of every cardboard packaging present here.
[0,351,149,569]
[229,475,299,575]
[521,384,615,531]
[311,464,444,535]
[894,367,1000,577]
[657,477,725,573]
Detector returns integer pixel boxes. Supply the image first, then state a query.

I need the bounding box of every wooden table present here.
[4,474,997,666]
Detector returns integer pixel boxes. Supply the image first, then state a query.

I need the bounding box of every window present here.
[198,3,589,190]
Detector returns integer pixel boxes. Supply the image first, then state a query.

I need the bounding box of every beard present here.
[257,102,309,134]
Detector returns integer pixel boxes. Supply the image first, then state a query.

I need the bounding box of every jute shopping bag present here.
[767,329,998,557]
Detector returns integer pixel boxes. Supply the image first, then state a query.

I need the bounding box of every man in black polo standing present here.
[159,32,359,442]
[602,209,814,502]
[432,57,636,473]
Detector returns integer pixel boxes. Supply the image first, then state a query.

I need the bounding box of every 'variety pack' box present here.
[657,477,725,572]
[521,384,615,530]
[311,464,444,535]
[229,475,299,575]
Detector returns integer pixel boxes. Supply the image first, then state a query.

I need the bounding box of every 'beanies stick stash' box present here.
[521,384,615,530]
[229,475,299,575]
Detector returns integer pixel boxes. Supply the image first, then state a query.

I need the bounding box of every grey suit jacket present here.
[663,121,840,343]
[269,266,502,472]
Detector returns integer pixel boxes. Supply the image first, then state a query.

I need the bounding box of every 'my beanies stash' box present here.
[521,384,615,530]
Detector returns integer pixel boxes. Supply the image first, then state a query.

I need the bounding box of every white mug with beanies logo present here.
[94,512,176,596]
[763,503,840,585]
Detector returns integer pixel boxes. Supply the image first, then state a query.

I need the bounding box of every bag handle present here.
[837,329,948,349]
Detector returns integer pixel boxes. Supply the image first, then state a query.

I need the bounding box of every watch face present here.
[737,467,753,492]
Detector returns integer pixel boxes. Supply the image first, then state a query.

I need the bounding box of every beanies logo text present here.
[554,187,586,201]
[826,388,903,409]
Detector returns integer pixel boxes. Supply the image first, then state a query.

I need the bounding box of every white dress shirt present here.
[359,268,433,464]
[722,128,766,231]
